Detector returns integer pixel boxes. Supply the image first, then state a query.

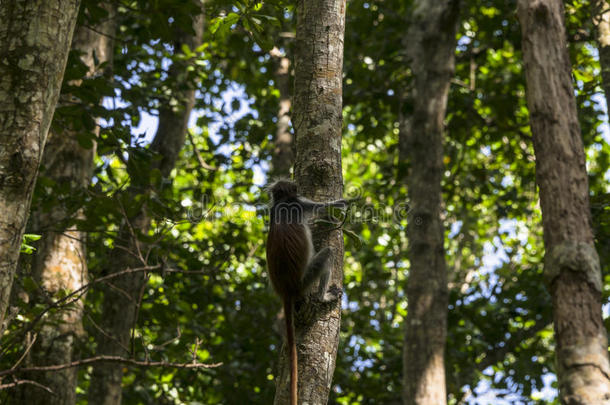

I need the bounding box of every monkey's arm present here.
[301,247,338,302]
[298,197,348,212]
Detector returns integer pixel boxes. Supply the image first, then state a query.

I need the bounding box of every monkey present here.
[265,180,347,405]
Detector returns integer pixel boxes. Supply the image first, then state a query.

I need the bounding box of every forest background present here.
[0,0,609,404]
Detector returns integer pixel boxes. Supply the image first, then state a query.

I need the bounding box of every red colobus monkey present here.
[266,180,346,405]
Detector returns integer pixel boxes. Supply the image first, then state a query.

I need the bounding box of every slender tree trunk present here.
[18,12,116,404]
[270,47,293,177]
[399,2,459,405]
[593,0,610,106]
[269,45,294,338]
[517,0,610,403]
[87,214,150,405]
[0,0,81,330]
[273,1,346,404]
[87,12,204,405]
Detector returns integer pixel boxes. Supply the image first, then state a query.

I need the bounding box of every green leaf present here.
[22,277,38,293]
[181,43,195,58]
[251,29,274,52]
[211,13,240,38]
[20,233,41,254]
[23,234,41,242]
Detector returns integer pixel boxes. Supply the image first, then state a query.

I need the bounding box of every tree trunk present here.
[270,47,293,177]
[269,45,294,339]
[400,2,459,405]
[593,0,610,106]
[517,0,610,403]
[87,12,204,405]
[273,1,346,404]
[18,12,116,404]
[0,0,81,330]
[87,214,150,405]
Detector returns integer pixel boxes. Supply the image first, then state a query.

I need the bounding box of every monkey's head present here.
[268,180,297,203]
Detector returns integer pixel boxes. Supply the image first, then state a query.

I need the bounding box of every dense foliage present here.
[1,0,608,404]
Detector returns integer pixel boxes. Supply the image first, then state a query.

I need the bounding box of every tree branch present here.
[187,130,218,171]
[0,355,222,379]
[0,378,53,393]
[0,266,209,358]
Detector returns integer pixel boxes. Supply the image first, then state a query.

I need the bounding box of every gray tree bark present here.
[18,11,116,403]
[87,11,204,405]
[593,0,610,106]
[0,0,81,330]
[273,1,346,404]
[270,47,293,177]
[517,0,610,403]
[400,2,460,405]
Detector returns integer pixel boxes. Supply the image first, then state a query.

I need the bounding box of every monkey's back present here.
[266,220,311,299]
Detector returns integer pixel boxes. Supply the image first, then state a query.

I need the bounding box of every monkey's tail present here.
[284,297,297,405]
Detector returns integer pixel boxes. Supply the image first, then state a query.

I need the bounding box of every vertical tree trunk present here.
[87,215,149,405]
[400,1,460,405]
[517,0,610,403]
[269,45,294,339]
[270,47,293,177]
[273,1,346,404]
[19,12,116,404]
[87,12,204,405]
[593,0,610,106]
[0,0,81,330]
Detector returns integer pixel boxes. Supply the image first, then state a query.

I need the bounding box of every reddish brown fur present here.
[266,180,309,405]
[266,222,310,299]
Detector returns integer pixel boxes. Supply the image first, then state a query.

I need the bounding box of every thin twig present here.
[190,338,202,362]
[113,243,147,264]
[0,378,53,393]
[10,334,37,371]
[187,130,218,171]
[80,24,124,43]
[117,199,146,265]
[313,206,350,235]
[150,327,182,351]
[84,311,130,354]
[0,355,222,378]
[131,273,150,355]
[103,279,134,303]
